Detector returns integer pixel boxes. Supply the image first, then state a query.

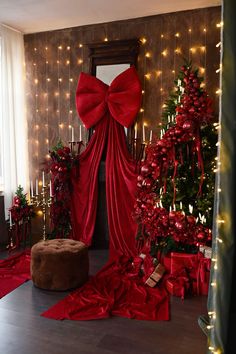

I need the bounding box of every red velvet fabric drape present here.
[42,67,169,321]
[0,250,31,298]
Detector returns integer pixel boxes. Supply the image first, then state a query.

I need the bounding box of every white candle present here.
[71,127,74,142]
[9,211,12,227]
[168,115,171,123]
[180,201,183,210]
[178,79,181,87]
[36,179,38,195]
[178,95,181,103]
[79,125,82,141]
[134,123,137,139]
[160,200,163,208]
[189,204,193,214]
[30,180,34,197]
[173,204,176,211]
[142,124,146,142]
[49,180,53,197]
[42,171,45,187]
[169,205,172,212]
[149,130,153,143]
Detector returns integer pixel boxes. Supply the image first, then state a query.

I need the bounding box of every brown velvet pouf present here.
[30,239,89,291]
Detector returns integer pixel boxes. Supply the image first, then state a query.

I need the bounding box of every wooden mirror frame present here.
[87,39,141,142]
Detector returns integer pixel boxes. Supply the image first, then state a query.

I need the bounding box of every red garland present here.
[134,65,213,252]
[48,144,79,238]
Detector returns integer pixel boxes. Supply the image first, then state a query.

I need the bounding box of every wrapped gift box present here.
[165,269,190,299]
[145,263,165,288]
[197,257,211,295]
[170,252,201,295]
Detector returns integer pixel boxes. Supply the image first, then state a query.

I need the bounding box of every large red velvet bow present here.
[76,67,142,129]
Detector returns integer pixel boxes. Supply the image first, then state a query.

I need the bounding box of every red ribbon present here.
[76,67,142,129]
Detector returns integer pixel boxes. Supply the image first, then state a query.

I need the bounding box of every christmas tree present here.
[134,62,217,255]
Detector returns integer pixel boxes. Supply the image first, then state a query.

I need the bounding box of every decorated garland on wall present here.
[134,63,216,256]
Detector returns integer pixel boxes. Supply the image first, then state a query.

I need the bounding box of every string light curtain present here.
[0,24,29,218]
[207,1,236,353]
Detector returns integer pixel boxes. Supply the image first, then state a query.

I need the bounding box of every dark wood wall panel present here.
[24,6,221,181]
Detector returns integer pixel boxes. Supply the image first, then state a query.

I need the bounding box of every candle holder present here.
[130,137,137,160]
[138,142,146,162]
[31,184,52,241]
[69,140,84,155]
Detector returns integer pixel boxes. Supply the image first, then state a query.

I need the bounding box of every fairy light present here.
[104,37,108,42]
[200,67,205,74]
[216,42,221,47]
[78,59,83,65]
[175,32,180,37]
[145,73,151,80]
[67,46,70,50]
[216,22,223,28]
[140,37,147,44]
[161,49,168,57]
[145,52,151,58]
[79,43,83,48]
[175,47,181,54]
[216,89,222,95]
[190,47,196,53]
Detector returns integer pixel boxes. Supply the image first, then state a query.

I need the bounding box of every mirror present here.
[96,63,131,85]
[88,39,140,142]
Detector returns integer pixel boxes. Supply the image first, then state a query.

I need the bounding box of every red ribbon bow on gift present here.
[167,269,190,300]
[76,67,142,129]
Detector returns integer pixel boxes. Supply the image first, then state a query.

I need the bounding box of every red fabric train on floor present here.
[42,67,169,321]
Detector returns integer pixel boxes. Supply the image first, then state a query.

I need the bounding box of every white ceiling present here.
[0,0,221,34]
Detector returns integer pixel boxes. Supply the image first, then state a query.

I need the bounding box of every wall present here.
[24,6,221,183]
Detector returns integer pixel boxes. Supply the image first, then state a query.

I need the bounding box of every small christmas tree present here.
[134,62,217,255]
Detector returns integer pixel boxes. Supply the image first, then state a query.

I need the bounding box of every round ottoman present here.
[31,239,89,291]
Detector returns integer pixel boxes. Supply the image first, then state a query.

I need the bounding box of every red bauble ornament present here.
[141,165,151,176]
[187,215,196,225]
[196,232,205,241]
[14,197,21,206]
[175,220,184,230]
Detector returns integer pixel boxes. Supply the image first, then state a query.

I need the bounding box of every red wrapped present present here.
[170,252,201,295]
[157,252,171,274]
[165,269,190,299]
[197,257,211,295]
